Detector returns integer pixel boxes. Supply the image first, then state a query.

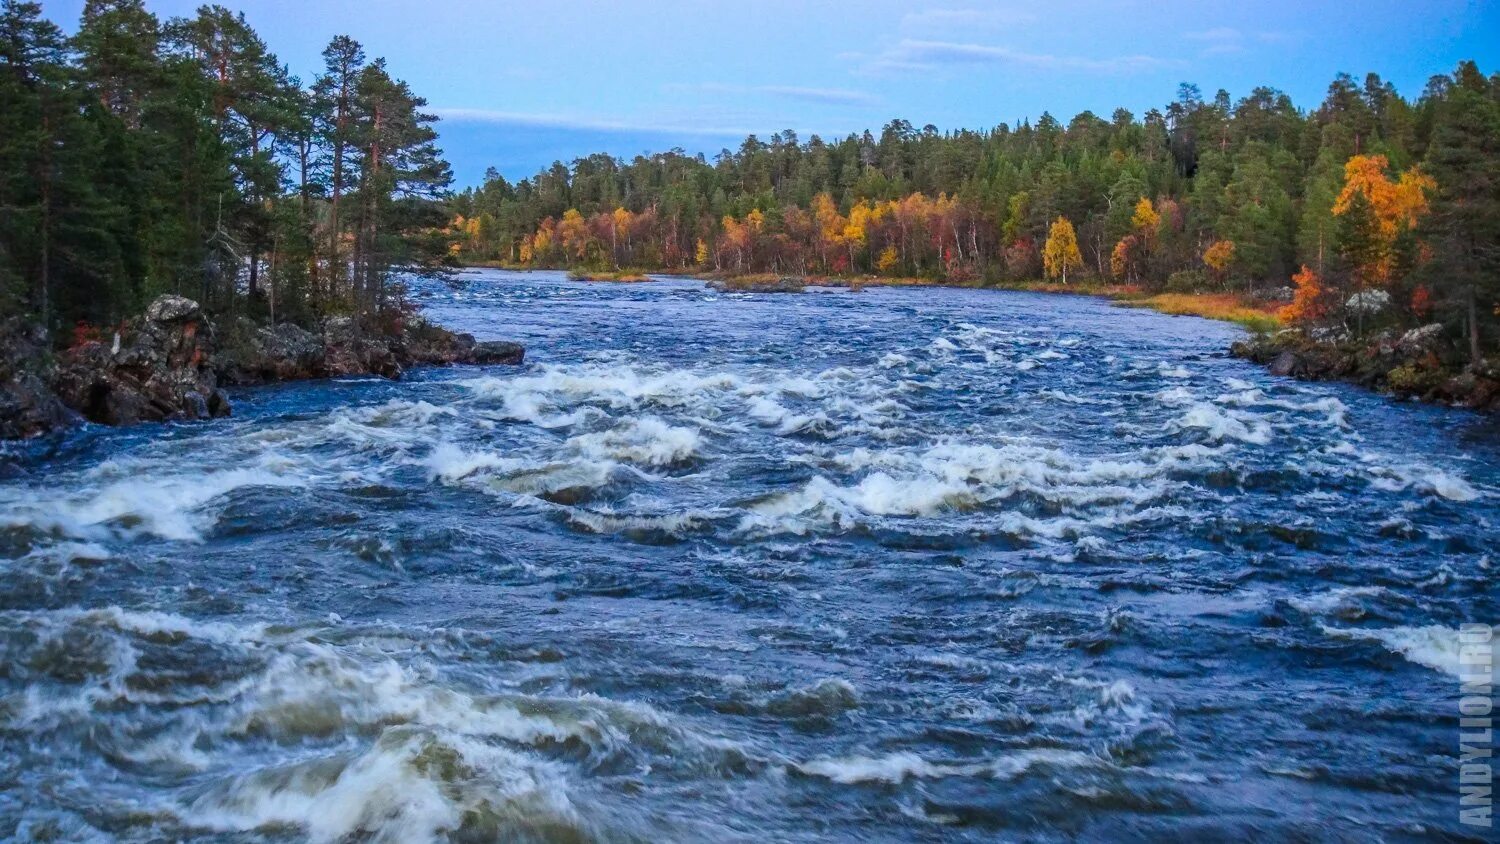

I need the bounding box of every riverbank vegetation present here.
[0,0,454,337]
[448,63,1498,371]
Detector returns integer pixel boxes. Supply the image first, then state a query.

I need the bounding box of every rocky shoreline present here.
[1231,324,1500,413]
[1,295,524,440]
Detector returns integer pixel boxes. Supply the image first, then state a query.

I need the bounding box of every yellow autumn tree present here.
[531,222,553,262]
[610,207,633,266]
[1331,154,1436,283]
[694,238,710,266]
[811,192,846,271]
[1203,239,1236,283]
[1043,216,1083,284]
[558,209,590,260]
[721,215,747,270]
[844,201,872,267]
[876,245,899,273]
[1131,197,1160,237]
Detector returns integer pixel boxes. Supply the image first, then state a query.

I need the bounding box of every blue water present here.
[2,270,1497,842]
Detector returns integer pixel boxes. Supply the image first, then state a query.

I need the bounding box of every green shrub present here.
[1165,270,1212,294]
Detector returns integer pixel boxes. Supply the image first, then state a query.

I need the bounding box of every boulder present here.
[1267,350,1300,377]
[1344,289,1391,315]
[402,325,478,366]
[472,340,526,365]
[144,294,202,324]
[1395,323,1446,358]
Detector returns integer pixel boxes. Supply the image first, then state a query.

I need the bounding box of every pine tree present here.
[1419,77,1500,363]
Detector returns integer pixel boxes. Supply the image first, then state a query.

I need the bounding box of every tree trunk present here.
[39,113,52,328]
[1469,284,1482,366]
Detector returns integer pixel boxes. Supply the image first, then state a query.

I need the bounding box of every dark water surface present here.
[3,270,1498,842]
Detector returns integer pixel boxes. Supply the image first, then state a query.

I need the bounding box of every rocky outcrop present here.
[319,315,403,380]
[213,319,326,385]
[50,296,231,427]
[0,319,77,440]
[214,314,526,386]
[2,295,526,439]
[1232,324,1500,412]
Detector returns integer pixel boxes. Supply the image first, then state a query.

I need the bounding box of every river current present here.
[2,270,1497,842]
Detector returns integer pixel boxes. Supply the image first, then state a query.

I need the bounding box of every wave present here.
[0,462,304,543]
[568,417,702,467]
[1170,402,1272,445]
[1322,624,1500,682]
[797,748,1100,785]
[184,726,585,844]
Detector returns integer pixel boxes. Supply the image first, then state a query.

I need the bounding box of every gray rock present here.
[1268,350,1300,377]
[1396,323,1446,358]
[472,340,526,365]
[144,294,202,324]
[322,315,401,380]
[0,319,78,439]
[51,297,230,428]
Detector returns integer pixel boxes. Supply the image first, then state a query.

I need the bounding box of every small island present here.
[566,269,654,283]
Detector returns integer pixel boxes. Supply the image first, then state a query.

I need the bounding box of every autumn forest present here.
[450,64,1499,361]
[2,0,1498,366]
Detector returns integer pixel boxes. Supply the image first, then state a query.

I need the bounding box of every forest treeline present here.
[450,63,1499,361]
[0,0,451,335]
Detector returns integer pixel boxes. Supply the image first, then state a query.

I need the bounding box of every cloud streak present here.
[900,7,1036,30]
[667,83,881,107]
[433,108,752,137]
[864,39,1176,74]
[1184,26,1304,57]
[1185,27,1240,41]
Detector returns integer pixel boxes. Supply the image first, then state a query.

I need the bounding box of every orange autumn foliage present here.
[1280,265,1329,324]
[1410,285,1433,318]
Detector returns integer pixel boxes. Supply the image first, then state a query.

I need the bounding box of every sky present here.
[40,0,1500,188]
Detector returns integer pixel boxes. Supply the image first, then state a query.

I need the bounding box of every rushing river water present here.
[2,270,1498,842]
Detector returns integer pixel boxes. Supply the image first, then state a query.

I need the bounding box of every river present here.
[2,270,1497,841]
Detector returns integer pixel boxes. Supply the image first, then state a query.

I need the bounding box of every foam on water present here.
[3,272,1497,841]
[1,462,304,542]
[1323,624,1500,682]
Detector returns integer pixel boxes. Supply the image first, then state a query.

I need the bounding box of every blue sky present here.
[41,0,1500,187]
